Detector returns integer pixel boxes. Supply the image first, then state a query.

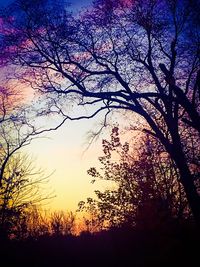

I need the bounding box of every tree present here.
[79,127,189,229]
[0,85,54,239]
[0,154,53,239]
[78,198,105,233]
[50,211,76,236]
[1,0,200,224]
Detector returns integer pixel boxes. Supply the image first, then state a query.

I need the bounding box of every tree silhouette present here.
[0,86,54,239]
[50,211,76,236]
[0,153,53,240]
[79,127,190,229]
[1,0,200,224]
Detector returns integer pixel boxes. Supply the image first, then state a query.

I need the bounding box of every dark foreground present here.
[0,223,199,267]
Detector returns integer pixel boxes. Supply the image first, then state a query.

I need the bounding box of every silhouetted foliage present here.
[79,127,190,229]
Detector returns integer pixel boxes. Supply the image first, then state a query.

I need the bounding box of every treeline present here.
[0,218,198,267]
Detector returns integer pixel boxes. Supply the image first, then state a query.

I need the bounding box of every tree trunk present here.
[172,145,200,226]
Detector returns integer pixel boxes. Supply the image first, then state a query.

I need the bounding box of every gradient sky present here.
[26,112,106,212]
[1,0,110,212]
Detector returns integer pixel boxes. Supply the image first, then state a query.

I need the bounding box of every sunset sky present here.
[1,0,110,212]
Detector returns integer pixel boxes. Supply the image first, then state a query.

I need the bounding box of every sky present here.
[0,0,12,7]
[0,0,93,9]
[0,0,109,212]
[27,111,107,212]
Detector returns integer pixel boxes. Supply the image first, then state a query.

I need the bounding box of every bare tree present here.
[50,210,76,236]
[0,84,55,239]
[1,0,200,224]
[0,153,54,239]
[24,206,51,239]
